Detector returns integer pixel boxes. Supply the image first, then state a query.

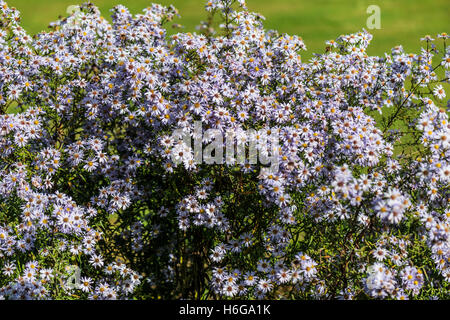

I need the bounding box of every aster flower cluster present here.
[0,0,449,299]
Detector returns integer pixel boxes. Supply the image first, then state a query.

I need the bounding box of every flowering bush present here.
[0,0,449,300]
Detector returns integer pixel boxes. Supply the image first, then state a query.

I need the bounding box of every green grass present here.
[4,0,449,147]
[5,0,449,59]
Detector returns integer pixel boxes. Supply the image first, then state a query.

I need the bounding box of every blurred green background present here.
[5,0,450,59]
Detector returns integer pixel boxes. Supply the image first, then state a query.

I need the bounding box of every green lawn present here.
[5,0,449,132]
[5,0,449,59]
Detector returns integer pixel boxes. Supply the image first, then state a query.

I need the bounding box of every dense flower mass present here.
[0,0,449,299]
